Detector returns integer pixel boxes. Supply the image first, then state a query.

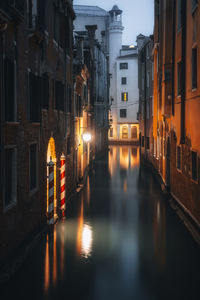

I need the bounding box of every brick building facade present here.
[140,0,200,233]
[0,0,75,263]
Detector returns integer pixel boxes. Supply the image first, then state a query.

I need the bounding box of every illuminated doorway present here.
[47,137,57,219]
[122,126,128,139]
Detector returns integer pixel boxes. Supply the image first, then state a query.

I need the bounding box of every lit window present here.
[122,126,128,139]
[121,92,128,101]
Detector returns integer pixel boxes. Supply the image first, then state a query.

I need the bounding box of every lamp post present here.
[82,131,92,166]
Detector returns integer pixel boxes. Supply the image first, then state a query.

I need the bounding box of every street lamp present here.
[82,132,92,142]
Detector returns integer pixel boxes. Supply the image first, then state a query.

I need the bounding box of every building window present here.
[55,80,64,111]
[192,0,198,12]
[121,77,127,85]
[177,0,182,31]
[147,100,150,119]
[4,57,16,122]
[176,145,181,170]
[192,47,197,89]
[146,137,150,149]
[41,73,49,109]
[120,109,127,118]
[191,151,198,181]
[29,143,38,191]
[122,126,128,139]
[177,61,182,96]
[27,0,37,29]
[131,126,137,139]
[4,147,17,209]
[110,128,113,137]
[120,63,128,69]
[147,71,150,88]
[28,72,41,122]
[121,92,128,101]
[67,84,72,113]
[141,136,144,147]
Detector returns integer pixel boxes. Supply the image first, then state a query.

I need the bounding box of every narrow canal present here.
[2,146,200,300]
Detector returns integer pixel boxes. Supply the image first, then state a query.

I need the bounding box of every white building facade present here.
[73,4,139,144]
[108,6,139,143]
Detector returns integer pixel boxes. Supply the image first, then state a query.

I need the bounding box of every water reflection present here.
[153,200,166,270]
[53,227,57,286]
[81,224,93,258]
[76,189,93,259]
[109,146,139,176]
[44,235,50,293]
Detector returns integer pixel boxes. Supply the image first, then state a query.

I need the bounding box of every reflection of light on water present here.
[60,222,65,278]
[53,227,57,286]
[81,224,93,258]
[109,146,140,175]
[120,147,129,169]
[44,235,50,293]
[76,197,93,259]
[157,202,160,222]
[109,147,117,177]
[123,179,127,193]
[131,147,140,167]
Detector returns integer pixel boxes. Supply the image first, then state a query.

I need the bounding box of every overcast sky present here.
[73,0,154,45]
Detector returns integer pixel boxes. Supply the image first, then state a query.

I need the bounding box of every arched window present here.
[122,126,128,139]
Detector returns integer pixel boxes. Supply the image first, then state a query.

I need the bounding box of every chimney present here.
[85,25,97,40]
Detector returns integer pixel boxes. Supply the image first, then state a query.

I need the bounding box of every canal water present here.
[2,146,200,300]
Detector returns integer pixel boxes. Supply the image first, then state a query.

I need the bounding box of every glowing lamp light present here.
[82,132,92,142]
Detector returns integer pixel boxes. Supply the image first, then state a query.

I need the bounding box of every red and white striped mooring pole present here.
[48,157,54,225]
[60,153,66,216]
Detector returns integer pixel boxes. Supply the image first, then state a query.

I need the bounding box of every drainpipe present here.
[0,21,7,205]
[171,0,176,116]
[180,0,186,144]
[144,47,147,159]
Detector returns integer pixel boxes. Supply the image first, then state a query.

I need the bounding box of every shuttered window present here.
[4,58,16,122]
[29,143,37,191]
[4,147,17,208]
[55,80,64,111]
[41,73,49,109]
[29,72,41,122]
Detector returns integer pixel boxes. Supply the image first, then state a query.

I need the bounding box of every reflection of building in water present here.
[120,147,129,169]
[153,200,166,270]
[109,146,140,176]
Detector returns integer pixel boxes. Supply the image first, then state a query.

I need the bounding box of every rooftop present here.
[74,5,109,17]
